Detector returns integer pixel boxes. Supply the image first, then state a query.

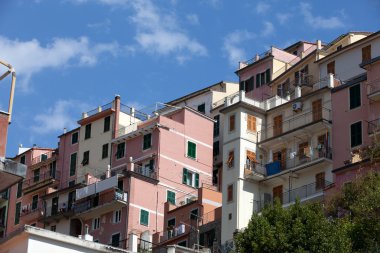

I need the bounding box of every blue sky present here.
[0,0,379,157]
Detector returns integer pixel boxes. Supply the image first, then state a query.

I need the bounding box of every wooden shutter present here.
[229,115,235,131]
[246,150,256,162]
[327,61,335,75]
[281,148,287,170]
[273,185,283,204]
[227,185,233,202]
[247,114,256,132]
[227,151,234,168]
[273,115,283,136]
[362,45,371,62]
[312,99,322,121]
[316,172,325,190]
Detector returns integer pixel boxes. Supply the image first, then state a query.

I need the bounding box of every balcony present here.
[244,163,266,181]
[73,189,127,220]
[20,200,43,222]
[114,163,158,181]
[41,201,74,224]
[258,108,331,146]
[257,181,333,212]
[0,190,8,204]
[0,158,27,192]
[367,79,380,102]
[31,150,55,166]
[368,118,380,135]
[23,171,60,194]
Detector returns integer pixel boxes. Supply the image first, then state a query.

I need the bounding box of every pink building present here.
[330,32,380,191]
[152,186,222,251]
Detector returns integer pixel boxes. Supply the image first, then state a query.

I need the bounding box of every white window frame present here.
[92,217,100,230]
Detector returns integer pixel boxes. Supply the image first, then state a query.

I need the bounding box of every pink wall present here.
[0,112,9,157]
[58,129,80,188]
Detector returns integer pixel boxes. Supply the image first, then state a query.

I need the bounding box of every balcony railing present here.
[20,200,43,218]
[244,163,266,179]
[73,189,127,214]
[31,151,54,165]
[368,118,380,135]
[84,101,114,118]
[257,108,331,142]
[257,180,333,212]
[45,201,74,219]
[264,147,332,177]
[367,79,380,101]
[23,171,60,190]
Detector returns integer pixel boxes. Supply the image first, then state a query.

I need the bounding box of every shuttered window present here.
[187,141,196,159]
[140,209,149,226]
[247,114,256,132]
[229,114,235,132]
[227,151,234,168]
[362,45,371,62]
[273,115,283,136]
[227,184,233,202]
[167,191,176,205]
[349,84,361,109]
[70,153,77,176]
[350,121,362,147]
[327,61,335,75]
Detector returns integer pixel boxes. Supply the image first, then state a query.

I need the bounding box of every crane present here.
[0,60,16,124]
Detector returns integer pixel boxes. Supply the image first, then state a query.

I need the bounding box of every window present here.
[227,151,234,168]
[362,45,371,62]
[32,195,38,210]
[71,132,78,144]
[49,161,56,178]
[84,124,91,140]
[41,153,48,161]
[70,153,77,176]
[228,213,232,220]
[82,151,89,166]
[273,185,283,204]
[140,209,149,226]
[241,77,254,92]
[247,114,256,132]
[16,181,23,198]
[143,133,152,150]
[256,73,261,88]
[213,115,220,137]
[113,210,122,223]
[277,79,290,98]
[182,168,199,188]
[190,208,199,220]
[178,241,187,247]
[50,225,56,232]
[246,150,256,168]
[167,218,176,228]
[316,172,325,190]
[298,142,309,159]
[68,180,75,187]
[349,84,361,109]
[117,180,123,191]
[213,141,219,156]
[312,99,322,121]
[227,184,233,202]
[20,155,25,164]
[265,69,271,83]
[104,116,111,132]
[101,143,109,159]
[350,121,362,147]
[116,143,125,159]
[92,217,100,230]
[273,115,283,136]
[327,61,335,75]
[33,169,40,182]
[167,190,176,205]
[111,233,120,247]
[15,202,21,225]
[229,114,235,132]
[197,103,206,114]
[187,141,196,159]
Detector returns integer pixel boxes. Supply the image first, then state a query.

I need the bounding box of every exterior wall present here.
[0,112,9,157]
[58,129,79,188]
[77,111,114,180]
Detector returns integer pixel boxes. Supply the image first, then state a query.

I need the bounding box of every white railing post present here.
[328,73,334,88]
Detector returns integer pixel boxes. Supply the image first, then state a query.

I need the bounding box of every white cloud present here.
[31,100,90,134]
[276,13,292,25]
[261,21,274,37]
[300,2,344,29]
[223,30,255,66]
[0,36,119,91]
[186,14,199,25]
[87,19,112,33]
[255,2,270,14]
[129,0,207,59]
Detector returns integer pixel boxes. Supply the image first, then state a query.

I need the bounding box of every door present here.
[68,191,75,211]
[316,172,326,190]
[273,115,283,136]
[52,197,59,215]
[273,185,283,204]
[312,99,322,121]
[273,149,286,171]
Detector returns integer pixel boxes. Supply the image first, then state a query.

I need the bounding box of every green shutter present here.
[256,74,260,87]
[187,142,196,159]
[167,191,176,205]
[195,173,199,188]
[143,134,152,150]
[183,168,188,184]
[265,69,271,83]
[140,210,149,226]
[15,202,21,225]
[70,153,77,176]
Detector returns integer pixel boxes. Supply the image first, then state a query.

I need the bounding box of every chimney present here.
[82,224,93,241]
[255,54,260,61]
[316,40,322,50]
[295,86,302,98]
[63,128,67,134]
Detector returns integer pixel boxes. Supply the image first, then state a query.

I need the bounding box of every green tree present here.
[234,200,351,253]
[328,171,380,253]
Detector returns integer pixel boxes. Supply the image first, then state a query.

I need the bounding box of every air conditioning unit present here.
[292,102,302,112]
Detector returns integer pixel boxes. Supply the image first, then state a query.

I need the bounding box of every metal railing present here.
[73,189,127,214]
[263,147,332,177]
[85,101,114,118]
[244,163,266,177]
[20,200,43,217]
[23,170,60,189]
[132,163,157,180]
[45,201,74,218]
[368,118,380,135]
[257,108,331,142]
[170,189,198,207]
[240,49,272,67]
[31,150,54,165]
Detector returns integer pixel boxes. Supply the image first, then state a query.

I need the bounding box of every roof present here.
[166,81,237,105]
[360,55,380,68]
[235,54,274,75]
[331,73,367,93]
[316,31,379,64]
[321,31,373,52]
[283,40,317,52]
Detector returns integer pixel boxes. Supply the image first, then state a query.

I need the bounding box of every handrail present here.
[23,170,61,189]
[85,101,114,117]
